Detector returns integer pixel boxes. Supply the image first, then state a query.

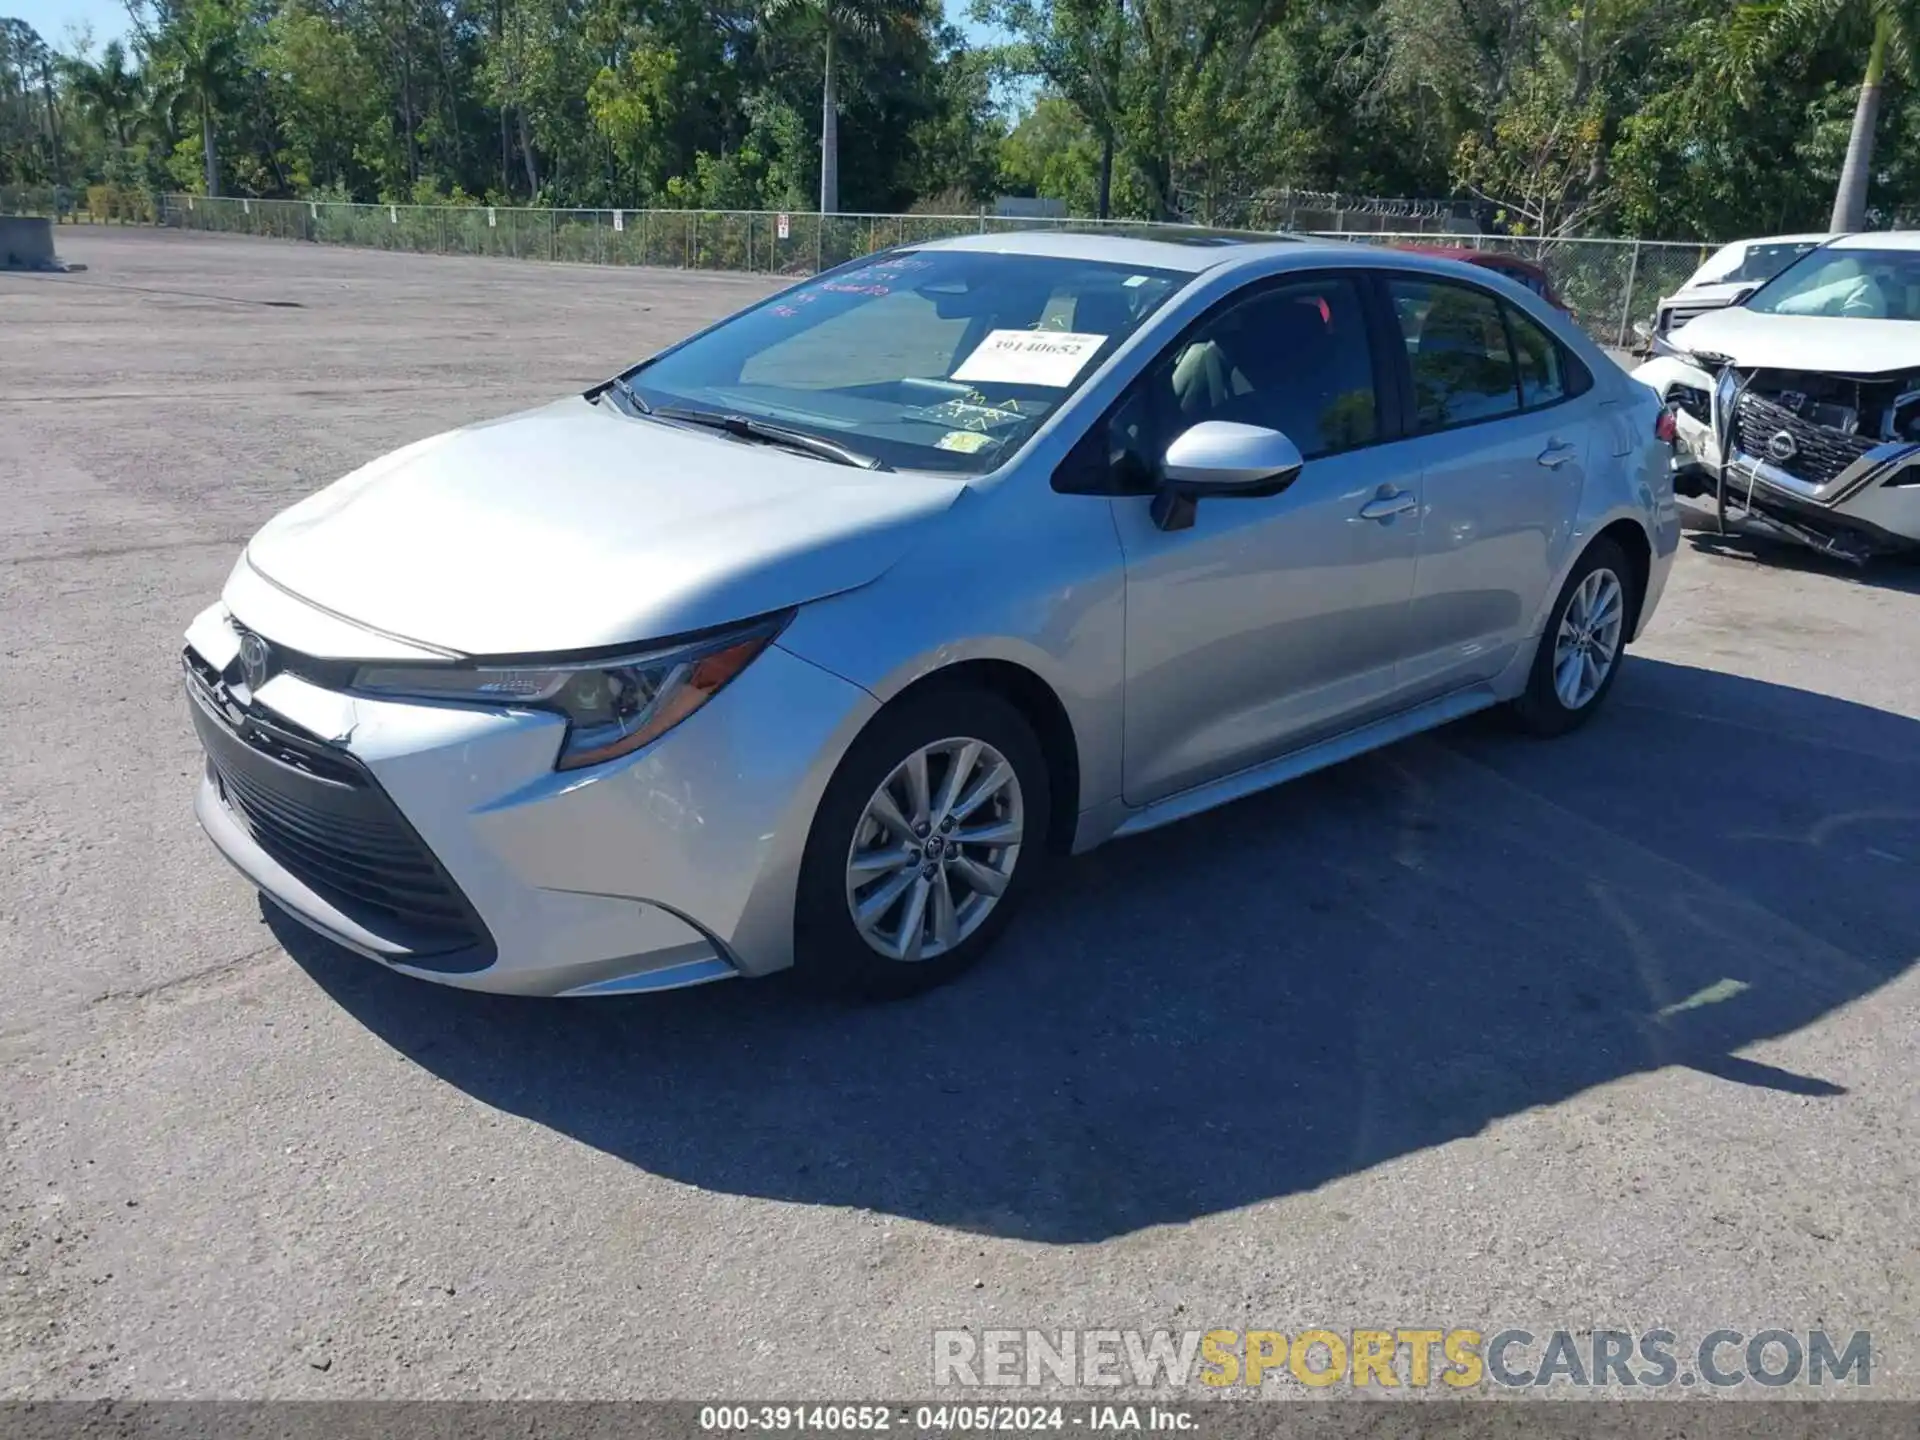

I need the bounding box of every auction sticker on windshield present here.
[953,330,1108,388]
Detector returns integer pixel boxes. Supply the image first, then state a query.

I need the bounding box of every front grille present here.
[186,651,491,956]
[1732,391,1876,489]
[1662,302,1722,333]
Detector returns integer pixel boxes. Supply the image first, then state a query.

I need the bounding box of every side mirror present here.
[1150,421,1304,531]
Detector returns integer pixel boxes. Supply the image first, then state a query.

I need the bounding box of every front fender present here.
[776,485,1128,820]
[1632,353,1714,402]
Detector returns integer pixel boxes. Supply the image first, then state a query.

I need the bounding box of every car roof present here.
[904,227,1570,289]
[1720,233,1839,249]
[1828,231,1920,251]
[909,227,1346,274]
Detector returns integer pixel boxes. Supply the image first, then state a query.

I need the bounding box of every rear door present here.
[1380,275,1596,699]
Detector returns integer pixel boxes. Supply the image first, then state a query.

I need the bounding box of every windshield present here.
[1745,247,1920,320]
[624,250,1187,473]
[1688,239,1822,288]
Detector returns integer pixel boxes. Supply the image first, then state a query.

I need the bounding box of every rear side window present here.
[1506,306,1566,408]
[1506,303,1594,405]
[1389,278,1521,430]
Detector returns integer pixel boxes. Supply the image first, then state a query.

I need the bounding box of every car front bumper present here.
[1633,355,1920,551]
[184,598,877,996]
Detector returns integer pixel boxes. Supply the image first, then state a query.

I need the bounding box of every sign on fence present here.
[613,210,624,232]
[241,198,250,214]
[488,207,496,228]
[389,205,397,224]
[777,213,790,241]
[309,202,317,219]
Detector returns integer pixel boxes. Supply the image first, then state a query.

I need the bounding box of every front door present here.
[1111,274,1424,805]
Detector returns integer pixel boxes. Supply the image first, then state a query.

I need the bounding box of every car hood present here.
[1672,305,1920,375]
[242,397,966,656]
[1665,280,1753,308]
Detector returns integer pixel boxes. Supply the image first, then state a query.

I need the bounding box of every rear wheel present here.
[795,688,1050,998]
[1510,537,1636,736]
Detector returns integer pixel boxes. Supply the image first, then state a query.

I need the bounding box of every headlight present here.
[350,616,787,770]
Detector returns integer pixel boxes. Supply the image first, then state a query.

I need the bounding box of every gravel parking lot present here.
[3,229,1918,1400]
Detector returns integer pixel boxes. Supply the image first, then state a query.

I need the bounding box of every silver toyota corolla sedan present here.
[183,232,1680,998]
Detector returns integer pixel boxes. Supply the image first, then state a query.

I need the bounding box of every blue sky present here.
[12,0,996,52]
[12,0,127,49]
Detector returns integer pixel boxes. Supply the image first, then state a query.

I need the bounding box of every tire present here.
[1509,536,1637,737]
[794,687,1051,1000]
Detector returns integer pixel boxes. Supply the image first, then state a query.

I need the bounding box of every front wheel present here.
[1510,537,1636,736]
[794,688,1051,999]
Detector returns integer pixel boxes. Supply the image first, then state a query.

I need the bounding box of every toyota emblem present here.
[237,631,272,693]
[1766,429,1799,463]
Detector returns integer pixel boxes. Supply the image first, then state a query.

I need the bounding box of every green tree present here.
[1,19,54,183]
[1733,0,1920,229]
[152,0,244,194]
[65,38,144,150]
[763,0,927,212]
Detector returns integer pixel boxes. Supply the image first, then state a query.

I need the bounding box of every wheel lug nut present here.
[921,863,937,879]
[913,821,930,838]
[939,816,955,833]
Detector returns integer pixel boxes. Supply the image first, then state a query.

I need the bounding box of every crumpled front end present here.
[1634,353,1920,560]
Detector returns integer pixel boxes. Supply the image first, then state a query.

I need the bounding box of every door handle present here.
[1357,491,1417,522]
[1537,440,1579,469]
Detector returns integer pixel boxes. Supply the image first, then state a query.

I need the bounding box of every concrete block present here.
[0,215,63,270]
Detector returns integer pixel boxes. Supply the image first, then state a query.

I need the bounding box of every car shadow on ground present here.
[275,656,1920,1244]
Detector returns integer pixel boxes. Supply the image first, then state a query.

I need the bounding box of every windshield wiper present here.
[597,374,651,415]
[653,406,891,471]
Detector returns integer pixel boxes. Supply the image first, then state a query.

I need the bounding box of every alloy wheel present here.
[1552,566,1625,710]
[844,737,1025,962]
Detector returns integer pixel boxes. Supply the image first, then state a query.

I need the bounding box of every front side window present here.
[1390,278,1522,430]
[626,250,1186,473]
[1062,276,1380,494]
[1156,277,1380,456]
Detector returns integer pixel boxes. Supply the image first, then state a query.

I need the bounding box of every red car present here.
[1395,245,1574,314]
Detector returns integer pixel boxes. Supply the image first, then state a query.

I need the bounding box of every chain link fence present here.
[131,195,1712,348]
[1323,232,1712,348]
[155,193,1230,274]
[1,184,158,223]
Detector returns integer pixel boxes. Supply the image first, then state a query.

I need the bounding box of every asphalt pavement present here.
[2,230,1917,1400]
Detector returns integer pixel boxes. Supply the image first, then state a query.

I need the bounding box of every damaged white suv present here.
[1635,232,1920,561]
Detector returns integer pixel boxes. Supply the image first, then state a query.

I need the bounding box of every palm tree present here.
[1735,0,1919,231]
[66,40,144,151]
[156,0,241,196]
[763,0,920,214]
